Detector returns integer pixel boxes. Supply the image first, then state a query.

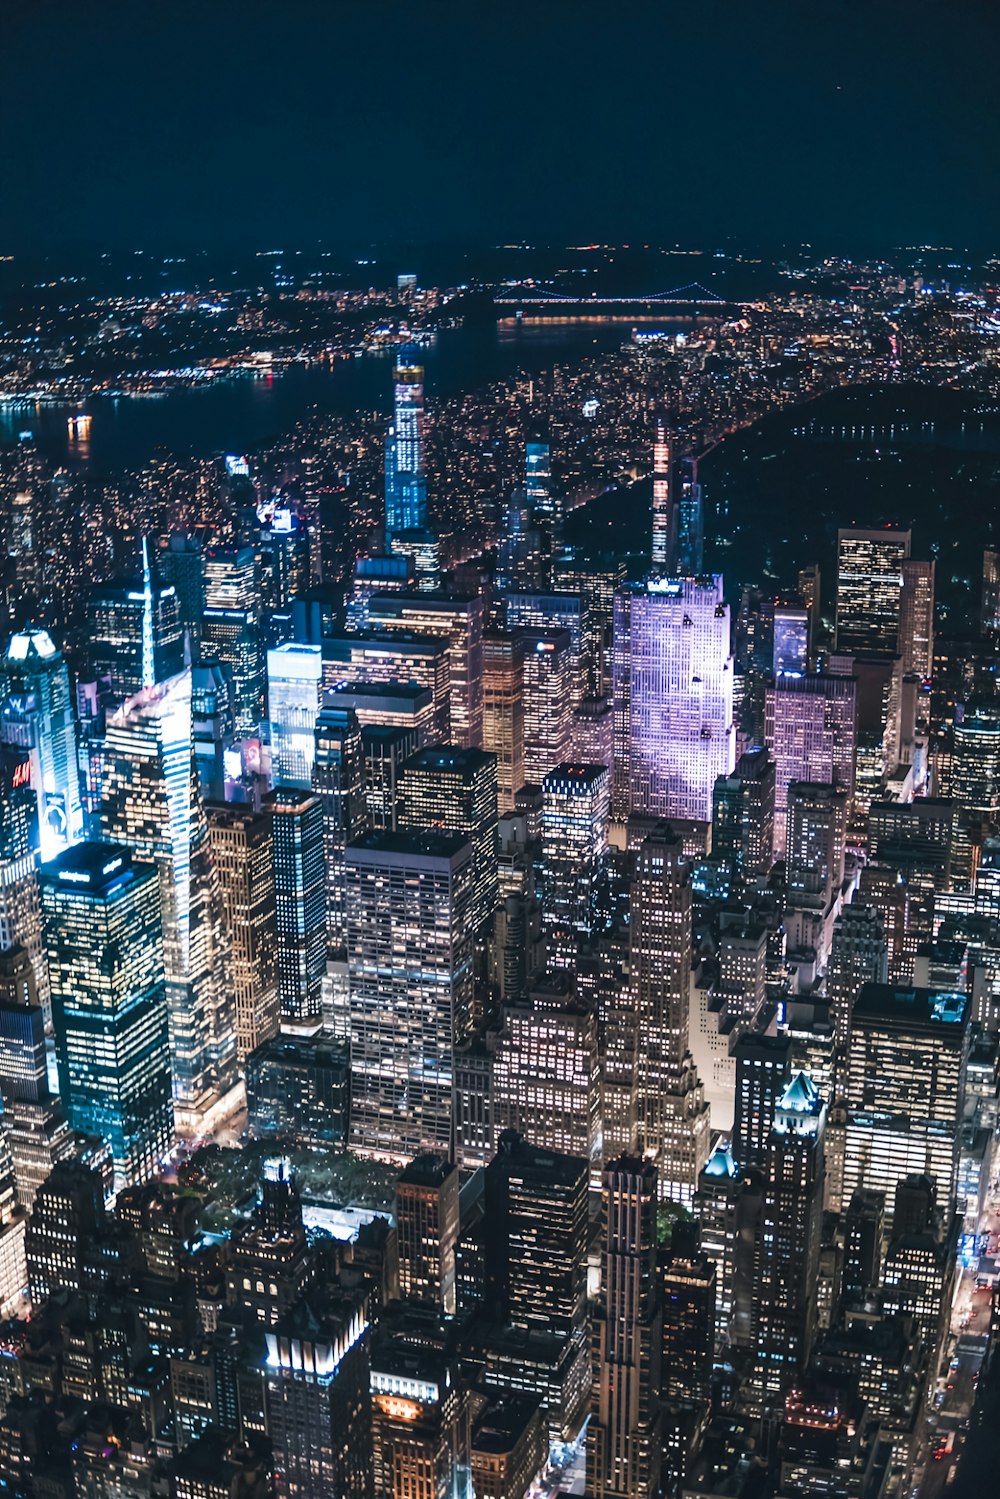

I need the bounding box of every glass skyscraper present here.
[384,346,428,537]
[3,628,83,858]
[40,842,172,1193]
[101,672,240,1135]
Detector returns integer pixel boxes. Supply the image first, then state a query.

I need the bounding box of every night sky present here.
[2,0,998,255]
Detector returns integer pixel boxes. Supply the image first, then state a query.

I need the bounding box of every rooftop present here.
[853,982,969,1029]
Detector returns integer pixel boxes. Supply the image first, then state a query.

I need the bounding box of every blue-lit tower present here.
[384,346,429,538]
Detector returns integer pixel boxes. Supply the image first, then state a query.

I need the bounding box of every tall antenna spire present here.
[141,535,155,689]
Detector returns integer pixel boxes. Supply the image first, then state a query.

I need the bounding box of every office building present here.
[312,704,369,959]
[246,1033,349,1148]
[899,558,935,684]
[346,831,474,1161]
[950,708,1000,888]
[588,1155,663,1499]
[40,843,172,1193]
[264,787,326,1029]
[190,661,234,802]
[0,742,49,1022]
[773,604,809,677]
[322,631,451,745]
[541,763,609,964]
[267,642,322,788]
[675,453,704,575]
[367,592,484,749]
[733,1030,792,1175]
[764,672,857,855]
[612,576,735,823]
[835,526,911,655]
[752,1073,826,1408]
[505,591,590,702]
[694,1144,748,1352]
[399,746,499,935]
[843,984,969,1213]
[470,1393,546,1499]
[630,825,709,1206]
[384,346,428,538]
[324,679,437,747]
[159,532,205,643]
[205,803,280,1061]
[370,1332,469,1499]
[711,745,775,885]
[0,947,72,1210]
[826,903,888,1051]
[395,1153,460,1314]
[101,672,240,1136]
[659,1223,716,1406]
[519,627,574,786]
[494,971,601,1175]
[497,487,545,595]
[482,633,526,812]
[785,782,847,904]
[3,628,83,857]
[201,543,263,737]
[483,1130,589,1338]
[87,573,184,704]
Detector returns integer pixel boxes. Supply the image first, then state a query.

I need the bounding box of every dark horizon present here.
[3,0,998,257]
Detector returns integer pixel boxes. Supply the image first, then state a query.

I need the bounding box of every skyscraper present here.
[101,672,240,1135]
[311,704,369,960]
[346,831,474,1161]
[384,346,428,538]
[519,628,574,786]
[398,746,499,936]
[588,1155,663,1499]
[0,741,49,1023]
[835,526,911,655]
[205,803,280,1062]
[395,1153,460,1314]
[87,572,184,703]
[764,672,856,855]
[40,842,172,1193]
[267,642,322,788]
[264,787,326,1029]
[540,763,610,965]
[201,544,262,738]
[773,604,809,677]
[482,633,526,813]
[366,592,484,749]
[733,1030,792,1175]
[674,454,704,576]
[843,983,969,1212]
[3,628,83,857]
[630,825,709,1206]
[899,558,935,683]
[751,1073,826,1409]
[651,414,673,571]
[711,745,775,886]
[613,576,735,823]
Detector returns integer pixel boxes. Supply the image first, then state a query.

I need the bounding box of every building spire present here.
[141,535,155,690]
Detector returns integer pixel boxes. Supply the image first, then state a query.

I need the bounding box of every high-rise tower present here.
[384,346,429,538]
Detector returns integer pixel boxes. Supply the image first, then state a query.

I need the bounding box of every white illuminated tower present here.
[612,576,734,822]
[101,672,242,1136]
[3,628,83,858]
[384,346,428,538]
[651,415,673,571]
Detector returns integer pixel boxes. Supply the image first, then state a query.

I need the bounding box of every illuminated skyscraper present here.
[497,488,544,595]
[311,704,369,960]
[482,633,526,812]
[835,527,911,655]
[773,605,809,677]
[612,575,735,824]
[367,592,484,749]
[630,825,709,1207]
[201,544,262,738]
[0,945,71,1210]
[505,590,591,703]
[264,787,326,1029]
[524,439,561,577]
[843,983,969,1213]
[764,672,856,856]
[588,1155,663,1499]
[346,831,474,1161]
[87,573,184,703]
[395,1153,460,1314]
[399,746,499,936]
[651,415,673,571]
[674,454,704,575]
[519,628,574,785]
[384,346,428,538]
[540,763,610,964]
[0,742,49,1023]
[101,673,241,1135]
[899,558,935,683]
[205,803,280,1062]
[982,548,1000,636]
[494,970,601,1175]
[267,642,322,788]
[3,628,83,857]
[40,842,172,1192]
[949,708,1000,888]
[321,632,451,745]
[751,1073,826,1409]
